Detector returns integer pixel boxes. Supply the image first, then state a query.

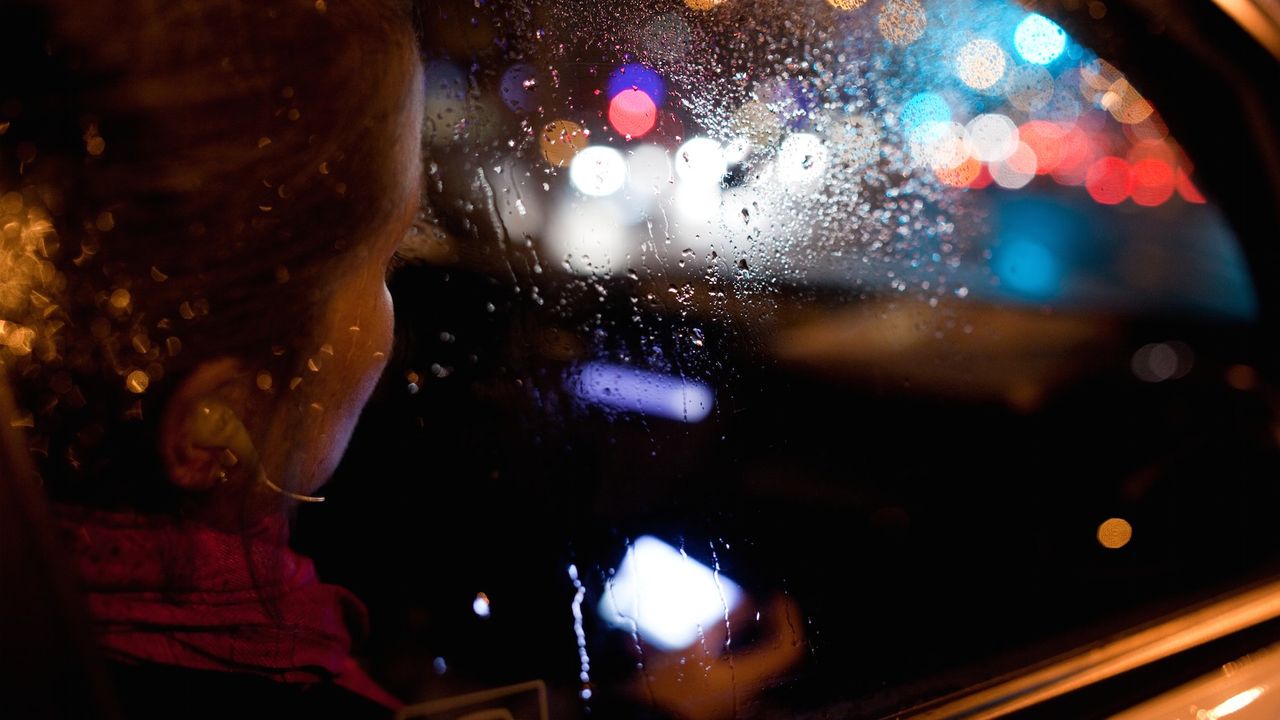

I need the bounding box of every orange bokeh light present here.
[935,156,982,187]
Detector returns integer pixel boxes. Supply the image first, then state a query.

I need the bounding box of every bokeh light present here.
[1049,124,1094,185]
[1096,518,1133,549]
[546,200,629,276]
[422,60,468,145]
[674,137,727,187]
[827,114,882,168]
[1014,14,1067,65]
[1125,138,1177,168]
[569,145,627,197]
[626,144,674,196]
[911,121,969,170]
[1018,121,1067,174]
[597,536,741,651]
[1130,158,1175,207]
[994,238,1060,296]
[1177,168,1207,203]
[955,39,1006,90]
[966,113,1019,162]
[1125,112,1170,143]
[878,0,927,46]
[826,0,867,8]
[540,119,590,167]
[1085,156,1131,204]
[637,13,692,66]
[1006,65,1054,112]
[575,365,714,423]
[606,64,666,106]
[1079,58,1123,105]
[1102,79,1154,124]
[499,63,538,113]
[969,164,995,189]
[1034,70,1084,124]
[991,141,1037,189]
[776,132,830,185]
[900,92,951,139]
[1132,342,1192,382]
[608,89,658,139]
[935,156,982,187]
[731,100,784,147]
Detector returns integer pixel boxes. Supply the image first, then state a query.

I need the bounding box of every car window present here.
[296,1,1277,717]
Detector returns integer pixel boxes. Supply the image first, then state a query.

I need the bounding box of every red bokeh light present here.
[1125,139,1177,167]
[1176,167,1206,203]
[1050,125,1093,186]
[1018,121,1067,175]
[1130,158,1175,207]
[608,89,657,139]
[1085,156,1132,205]
[968,163,994,190]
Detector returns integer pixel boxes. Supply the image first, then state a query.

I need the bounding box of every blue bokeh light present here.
[606,64,666,106]
[499,63,539,113]
[573,362,713,423]
[899,92,951,141]
[1014,14,1067,65]
[994,238,1061,298]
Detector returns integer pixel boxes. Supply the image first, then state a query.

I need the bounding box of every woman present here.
[0,0,423,716]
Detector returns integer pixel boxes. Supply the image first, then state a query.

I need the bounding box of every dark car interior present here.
[3,0,1278,718]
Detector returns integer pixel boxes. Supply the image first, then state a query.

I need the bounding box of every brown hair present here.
[0,0,418,511]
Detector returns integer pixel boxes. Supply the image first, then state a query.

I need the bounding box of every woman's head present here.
[0,0,423,520]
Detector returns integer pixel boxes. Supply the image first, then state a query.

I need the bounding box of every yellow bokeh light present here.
[1096,518,1133,549]
[539,120,589,167]
[730,101,783,147]
[955,39,1006,90]
[109,288,131,310]
[827,0,867,9]
[125,369,150,394]
[684,0,723,10]
[878,0,927,46]
[1078,58,1122,104]
[1102,79,1154,125]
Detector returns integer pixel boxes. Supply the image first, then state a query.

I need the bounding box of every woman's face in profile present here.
[271,57,425,497]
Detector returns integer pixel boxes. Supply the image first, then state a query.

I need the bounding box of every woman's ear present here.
[159,358,250,493]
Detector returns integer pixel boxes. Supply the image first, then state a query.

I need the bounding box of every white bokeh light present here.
[966,113,1020,162]
[598,536,743,651]
[674,137,728,187]
[775,132,829,185]
[911,121,971,170]
[1014,14,1068,65]
[569,145,627,197]
[544,199,632,276]
[991,141,1037,189]
[626,144,674,197]
[955,39,1007,90]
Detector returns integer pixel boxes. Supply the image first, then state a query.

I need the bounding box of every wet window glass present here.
[296,0,1277,717]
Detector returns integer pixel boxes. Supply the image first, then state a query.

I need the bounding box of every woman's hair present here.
[0,0,418,511]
